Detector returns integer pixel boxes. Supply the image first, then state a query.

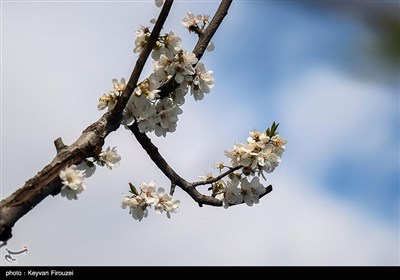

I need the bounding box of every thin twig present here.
[188,25,203,36]
[190,165,243,188]
[169,183,176,196]
[54,137,67,153]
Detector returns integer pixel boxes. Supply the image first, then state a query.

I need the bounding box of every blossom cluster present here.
[121,181,180,221]
[224,129,286,177]
[209,124,287,208]
[128,25,213,136]
[98,12,215,137]
[221,177,266,208]
[59,146,121,200]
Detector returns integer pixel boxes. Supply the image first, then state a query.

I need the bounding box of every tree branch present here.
[54,137,67,153]
[129,123,273,208]
[129,123,217,206]
[0,1,174,242]
[188,25,203,37]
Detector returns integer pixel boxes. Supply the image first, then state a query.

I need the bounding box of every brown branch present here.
[188,24,203,37]
[130,123,189,187]
[0,1,174,243]
[130,123,219,206]
[54,137,67,153]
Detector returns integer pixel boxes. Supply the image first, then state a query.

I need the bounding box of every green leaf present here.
[272,122,279,136]
[266,121,280,137]
[129,183,139,196]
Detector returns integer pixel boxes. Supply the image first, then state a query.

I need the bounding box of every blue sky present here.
[1,0,399,265]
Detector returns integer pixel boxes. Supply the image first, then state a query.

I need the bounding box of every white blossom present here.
[196,14,210,25]
[240,177,265,206]
[247,130,270,145]
[137,115,157,133]
[151,31,182,61]
[151,41,167,61]
[135,96,158,133]
[152,188,180,218]
[271,134,287,150]
[97,79,126,111]
[224,143,252,167]
[121,196,148,221]
[121,95,147,127]
[224,129,286,177]
[133,75,161,101]
[153,54,172,80]
[154,98,183,137]
[222,178,243,208]
[164,31,182,55]
[171,51,198,84]
[112,78,126,92]
[215,162,225,172]
[190,62,214,101]
[182,12,199,29]
[59,165,86,200]
[257,146,282,174]
[98,146,121,169]
[98,90,119,111]
[122,181,180,220]
[134,26,150,54]
[139,181,158,205]
[122,95,158,133]
[171,83,188,105]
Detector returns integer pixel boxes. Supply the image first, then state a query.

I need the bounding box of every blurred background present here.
[1,0,399,265]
